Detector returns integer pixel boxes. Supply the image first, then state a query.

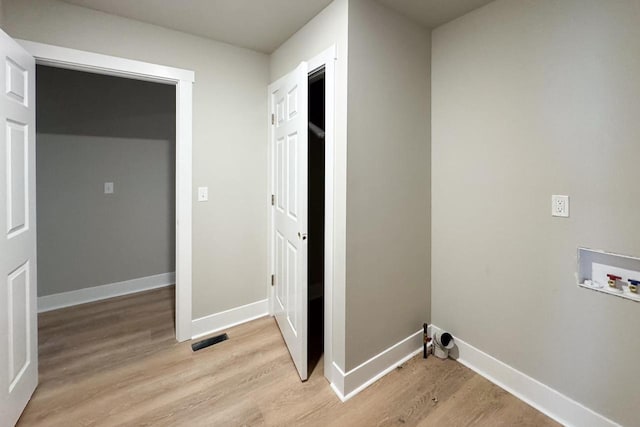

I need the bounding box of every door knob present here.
[298,232,308,241]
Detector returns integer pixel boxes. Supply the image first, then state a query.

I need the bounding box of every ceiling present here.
[61,0,495,54]
[378,0,495,29]
[61,0,333,53]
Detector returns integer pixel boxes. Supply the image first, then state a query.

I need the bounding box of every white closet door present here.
[271,62,309,381]
[0,29,38,427]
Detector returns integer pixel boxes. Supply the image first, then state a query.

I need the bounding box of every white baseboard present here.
[430,325,620,427]
[38,272,175,313]
[191,299,269,340]
[331,329,429,401]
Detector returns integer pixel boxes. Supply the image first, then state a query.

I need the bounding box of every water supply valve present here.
[606,274,622,288]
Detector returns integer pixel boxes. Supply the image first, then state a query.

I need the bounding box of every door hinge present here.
[271,274,275,286]
[271,114,275,125]
[271,194,275,206]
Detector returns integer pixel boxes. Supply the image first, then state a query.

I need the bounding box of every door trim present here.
[16,40,194,342]
[267,45,337,382]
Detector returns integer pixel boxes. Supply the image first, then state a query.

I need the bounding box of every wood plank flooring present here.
[18,287,559,426]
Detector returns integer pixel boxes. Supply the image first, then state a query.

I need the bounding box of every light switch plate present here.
[104,182,114,194]
[198,187,208,202]
[552,195,569,217]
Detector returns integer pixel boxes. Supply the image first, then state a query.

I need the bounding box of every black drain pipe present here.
[423,323,431,358]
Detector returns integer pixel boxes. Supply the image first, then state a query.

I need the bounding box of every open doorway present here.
[20,40,195,343]
[1,38,194,423]
[307,67,325,375]
[35,65,177,327]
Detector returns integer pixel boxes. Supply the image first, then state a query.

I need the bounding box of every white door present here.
[0,31,38,426]
[271,62,309,381]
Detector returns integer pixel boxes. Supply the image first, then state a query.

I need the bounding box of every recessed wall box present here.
[578,248,640,303]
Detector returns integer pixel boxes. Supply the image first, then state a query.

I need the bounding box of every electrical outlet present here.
[197,187,208,202]
[552,195,569,217]
[104,182,114,194]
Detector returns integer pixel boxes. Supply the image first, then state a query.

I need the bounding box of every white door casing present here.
[0,30,38,427]
[271,62,309,381]
[17,39,194,343]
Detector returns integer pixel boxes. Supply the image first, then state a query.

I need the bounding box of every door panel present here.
[8,262,30,392]
[7,121,28,237]
[5,58,27,106]
[0,30,37,427]
[271,62,308,381]
[275,231,285,311]
[287,132,300,221]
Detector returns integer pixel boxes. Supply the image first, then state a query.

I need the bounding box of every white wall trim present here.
[191,299,269,340]
[38,272,175,313]
[430,326,620,427]
[17,40,193,342]
[330,329,426,401]
[17,40,194,83]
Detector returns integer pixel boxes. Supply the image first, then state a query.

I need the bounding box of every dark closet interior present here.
[307,68,325,374]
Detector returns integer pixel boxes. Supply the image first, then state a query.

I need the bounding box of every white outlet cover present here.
[198,186,208,202]
[552,195,569,217]
[104,182,114,194]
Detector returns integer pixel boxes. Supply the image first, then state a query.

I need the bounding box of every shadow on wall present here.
[36,65,176,140]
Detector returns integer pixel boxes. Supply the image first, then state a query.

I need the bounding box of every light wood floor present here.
[18,287,559,426]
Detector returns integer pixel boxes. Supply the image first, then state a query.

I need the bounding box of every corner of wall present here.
[344,0,431,372]
[430,1,640,425]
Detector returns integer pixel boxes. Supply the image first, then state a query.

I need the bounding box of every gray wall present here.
[36,66,175,296]
[5,0,270,318]
[37,66,175,139]
[432,1,640,425]
[345,0,431,371]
